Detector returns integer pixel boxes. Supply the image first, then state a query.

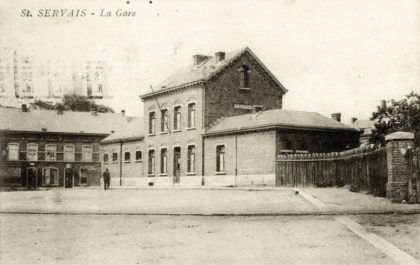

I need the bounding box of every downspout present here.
[119,140,123,186]
[201,84,206,186]
[235,134,238,187]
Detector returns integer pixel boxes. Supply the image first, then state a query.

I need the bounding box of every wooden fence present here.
[276,145,388,196]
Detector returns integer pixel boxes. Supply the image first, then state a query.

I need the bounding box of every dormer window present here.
[239,64,250,89]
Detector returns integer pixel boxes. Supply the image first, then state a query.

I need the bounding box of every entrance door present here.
[173,147,181,184]
[64,168,73,188]
[27,167,37,190]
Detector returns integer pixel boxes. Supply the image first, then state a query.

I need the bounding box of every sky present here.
[1,0,419,123]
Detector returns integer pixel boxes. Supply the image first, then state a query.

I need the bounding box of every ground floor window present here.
[160,148,167,174]
[42,167,59,186]
[216,145,225,172]
[124,151,131,162]
[187,145,195,173]
[148,149,155,175]
[135,150,142,162]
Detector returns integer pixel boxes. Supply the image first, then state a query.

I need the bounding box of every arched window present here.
[124,150,131,162]
[64,145,75,161]
[239,64,250,88]
[27,143,38,161]
[8,143,19,161]
[103,153,109,163]
[135,150,142,162]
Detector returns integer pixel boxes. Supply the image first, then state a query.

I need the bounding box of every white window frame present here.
[160,108,169,133]
[148,148,155,175]
[45,144,57,161]
[103,152,109,164]
[135,149,142,162]
[124,150,131,163]
[7,143,19,161]
[173,105,182,131]
[82,145,93,162]
[27,143,38,161]
[187,144,196,174]
[187,101,196,129]
[216,145,225,173]
[64,144,75,162]
[148,111,156,135]
[160,147,168,175]
[112,152,118,163]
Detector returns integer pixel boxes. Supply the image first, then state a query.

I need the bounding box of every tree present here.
[30,94,114,113]
[370,91,420,146]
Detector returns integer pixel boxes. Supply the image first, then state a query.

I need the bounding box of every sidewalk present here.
[1,186,420,215]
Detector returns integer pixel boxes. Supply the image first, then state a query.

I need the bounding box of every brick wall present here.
[142,85,204,185]
[203,130,276,186]
[385,138,415,202]
[204,51,285,129]
[0,131,103,188]
[100,140,144,187]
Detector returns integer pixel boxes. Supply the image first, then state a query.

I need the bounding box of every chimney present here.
[21,104,28,112]
[121,110,126,117]
[193,55,210,65]
[351,117,357,123]
[331,113,342,122]
[215,51,225,62]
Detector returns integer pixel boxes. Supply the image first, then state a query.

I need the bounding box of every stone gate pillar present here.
[385,131,415,202]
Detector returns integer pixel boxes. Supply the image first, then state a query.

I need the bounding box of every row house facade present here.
[0,106,129,189]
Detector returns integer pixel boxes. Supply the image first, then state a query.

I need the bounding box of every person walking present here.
[103,168,110,191]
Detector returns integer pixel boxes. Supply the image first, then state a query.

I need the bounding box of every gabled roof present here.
[0,107,130,135]
[205,109,357,136]
[350,119,375,130]
[101,118,144,144]
[141,47,287,98]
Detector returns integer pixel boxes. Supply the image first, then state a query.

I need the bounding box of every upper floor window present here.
[135,150,142,162]
[161,109,169,133]
[188,103,196,128]
[239,64,250,88]
[124,151,131,163]
[148,149,155,175]
[174,106,181,131]
[160,148,167,174]
[8,143,19,161]
[64,145,75,161]
[187,145,195,173]
[149,111,156,134]
[112,152,118,163]
[27,143,38,161]
[103,153,109,163]
[216,145,225,173]
[82,145,93,162]
[45,144,57,161]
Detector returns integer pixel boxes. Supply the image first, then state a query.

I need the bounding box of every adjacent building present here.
[0,106,129,189]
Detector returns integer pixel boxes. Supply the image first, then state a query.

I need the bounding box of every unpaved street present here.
[0,214,400,265]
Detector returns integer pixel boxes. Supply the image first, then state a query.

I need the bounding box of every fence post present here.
[385,131,415,203]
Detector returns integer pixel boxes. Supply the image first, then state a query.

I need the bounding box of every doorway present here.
[64,168,74,188]
[173,147,181,184]
[27,167,37,190]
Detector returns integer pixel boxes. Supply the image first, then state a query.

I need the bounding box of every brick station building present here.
[0,106,129,189]
[101,47,359,187]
